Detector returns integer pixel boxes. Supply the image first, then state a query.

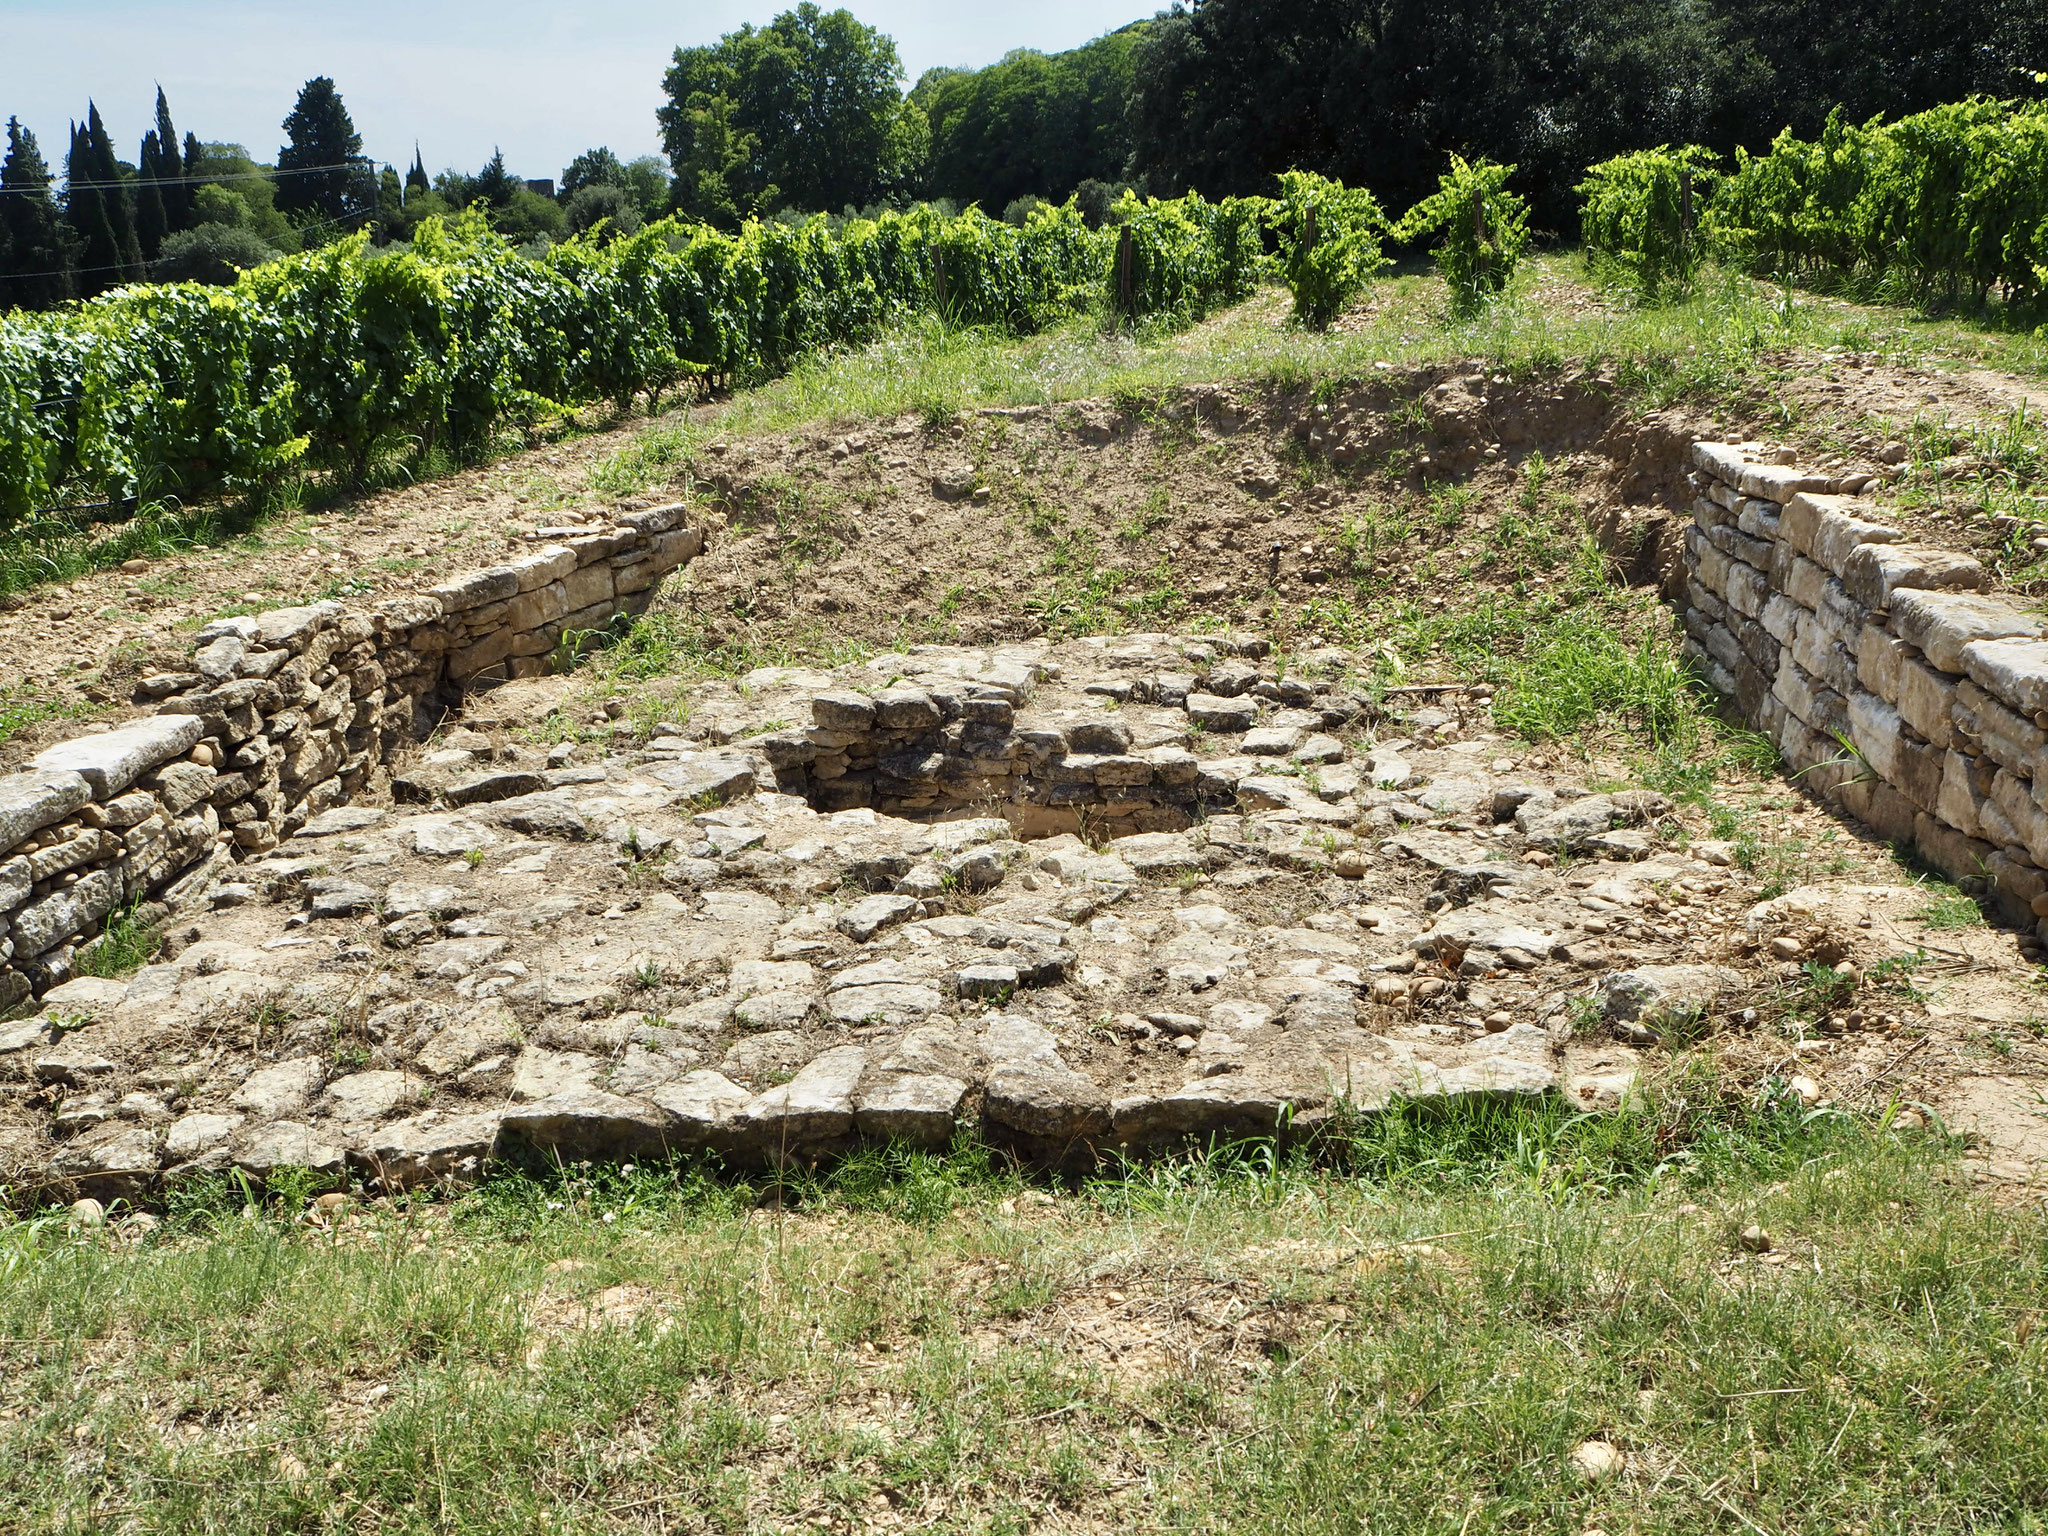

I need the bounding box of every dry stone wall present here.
[748,635,1391,836]
[0,503,701,1009]
[1680,442,2048,933]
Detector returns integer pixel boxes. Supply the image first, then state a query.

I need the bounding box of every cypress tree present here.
[377,164,404,237]
[149,87,193,230]
[136,130,169,260]
[66,106,143,295]
[406,147,429,196]
[0,117,81,310]
[182,129,204,186]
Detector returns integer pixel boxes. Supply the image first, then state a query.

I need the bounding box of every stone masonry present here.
[1679,442,2048,934]
[0,502,701,1009]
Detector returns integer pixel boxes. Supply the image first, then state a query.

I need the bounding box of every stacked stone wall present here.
[750,637,1390,836]
[0,504,701,1007]
[1679,442,2048,933]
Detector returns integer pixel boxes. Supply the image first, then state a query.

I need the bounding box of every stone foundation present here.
[748,635,1393,836]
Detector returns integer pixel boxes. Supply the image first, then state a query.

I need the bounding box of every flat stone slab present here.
[297,807,389,837]
[30,715,203,796]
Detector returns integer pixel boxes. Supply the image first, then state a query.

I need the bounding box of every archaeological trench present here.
[5,376,2047,1200]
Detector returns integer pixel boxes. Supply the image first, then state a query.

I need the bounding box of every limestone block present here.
[1701,621,1742,675]
[0,769,94,852]
[1773,660,1846,735]
[1760,593,1803,644]
[1777,549,1833,611]
[1893,734,1945,813]
[1842,542,1985,611]
[509,545,577,593]
[1790,612,1856,696]
[611,560,665,595]
[1705,521,1773,571]
[430,567,520,613]
[1990,774,2048,866]
[31,716,204,797]
[1736,498,1783,538]
[1722,559,1768,619]
[1938,750,1989,839]
[562,562,614,612]
[1892,590,2040,674]
[1693,496,1734,530]
[616,501,690,535]
[447,627,519,680]
[1978,790,2022,851]
[1692,441,1758,484]
[1955,681,2046,774]
[1780,492,1899,573]
[1892,655,1956,749]
[643,526,702,566]
[11,866,122,959]
[254,601,343,652]
[1959,636,2048,715]
[569,528,633,561]
[873,687,941,731]
[371,593,445,631]
[812,691,877,731]
[1685,577,1727,624]
[1856,625,1907,704]
[1690,534,1733,597]
[1847,691,1902,782]
[1835,777,1918,846]
[1740,464,1832,502]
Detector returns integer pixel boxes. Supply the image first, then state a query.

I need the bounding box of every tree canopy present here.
[915,26,1143,213]
[276,76,374,229]
[1125,0,2048,229]
[0,117,80,310]
[659,4,926,224]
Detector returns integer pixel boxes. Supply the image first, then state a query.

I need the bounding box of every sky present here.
[0,0,1156,181]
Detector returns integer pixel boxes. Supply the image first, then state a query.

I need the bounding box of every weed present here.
[75,902,162,980]
[1918,884,1985,930]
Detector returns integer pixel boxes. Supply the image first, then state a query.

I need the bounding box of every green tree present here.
[472,148,517,208]
[561,146,627,197]
[0,117,81,309]
[65,104,143,295]
[564,182,641,236]
[135,87,190,258]
[659,4,925,220]
[276,76,373,228]
[495,188,566,245]
[917,26,1143,212]
[667,86,761,226]
[189,142,301,253]
[151,222,279,284]
[377,164,405,239]
[1125,0,2047,231]
[405,148,429,196]
[619,156,672,220]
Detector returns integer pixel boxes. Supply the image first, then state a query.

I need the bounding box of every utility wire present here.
[0,162,383,195]
[0,211,381,288]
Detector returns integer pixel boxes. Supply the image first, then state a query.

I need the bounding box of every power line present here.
[0,162,385,196]
[0,210,438,291]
